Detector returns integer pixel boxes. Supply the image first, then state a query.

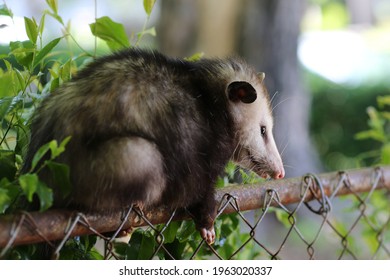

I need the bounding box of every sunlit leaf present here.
[0,74,15,98]
[24,17,38,44]
[0,95,23,118]
[9,40,35,68]
[0,4,13,17]
[51,136,71,159]
[46,11,64,25]
[381,143,390,164]
[184,52,205,62]
[46,0,58,14]
[355,130,385,142]
[34,37,61,68]
[19,173,38,202]
[136,27,156,41]
[38,13,46,37]
[275,208,293,228]
[18,173,53,211]
[90,16,129,51]
[377,96,390,108]
[143,0,156,16]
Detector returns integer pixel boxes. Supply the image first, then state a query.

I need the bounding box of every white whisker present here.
[269,91,279,105]
[280,139,289,157]
[271,97,293,113]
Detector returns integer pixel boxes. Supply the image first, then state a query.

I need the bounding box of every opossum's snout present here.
[274,168,285,179]
[256,157,285,180]
[232,136,285,181]
[247,149,285,180]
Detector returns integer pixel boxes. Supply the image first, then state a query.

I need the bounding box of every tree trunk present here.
[157,0,242,57]
[240,0,322,177]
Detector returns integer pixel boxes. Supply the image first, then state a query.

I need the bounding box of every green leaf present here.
[46,11,64,25]
[355,130,385,142]
[136,27,156,40]
[0,97,13,118]
[143,0,156,16]
[381,143,390,164]
[367,107,384,131]
[377,96,390,108]
[15,119,29,156]
[381,112,390,121]
[50,77,60,92]
[34,37,61,68]
[59,237,103,260]
[46,0,58,14]
[46,161,71,198]
[38,13,46,37]
[9,40,35,68]
[0,65,27,97]
[184,52,205,62]
[18,173,53,211]
[274,208,293,229]
[126,229,155,259]
[0,4,13,17]
[0,72,15,98]
[30,137,71,171]
[59,59,73,82]
[35,181,53,211]
[0,178,19,213]
[0,150,17,180]
[89,16,129,51]
[176,220,197,242]
[0,95,23,119]
[14,68,27,91]
[31,141,51,171]
[51,136,71,159]
[19,174,39,202]
[24,17,38,44]
[161,221,180,244]
[0,187,12,213]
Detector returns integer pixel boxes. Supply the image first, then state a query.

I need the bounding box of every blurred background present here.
[1,0,390,178]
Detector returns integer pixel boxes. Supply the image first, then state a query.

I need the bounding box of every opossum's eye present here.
[260,126,266,137]
[227,81,257,104]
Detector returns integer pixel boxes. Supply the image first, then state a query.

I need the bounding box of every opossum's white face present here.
[227,76,285,179]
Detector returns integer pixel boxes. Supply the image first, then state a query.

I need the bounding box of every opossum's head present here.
[227,72,285,179]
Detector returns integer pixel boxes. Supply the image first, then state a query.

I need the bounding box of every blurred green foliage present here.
[308,71,390,170]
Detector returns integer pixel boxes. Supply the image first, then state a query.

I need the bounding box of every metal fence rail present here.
[0,166,389,259]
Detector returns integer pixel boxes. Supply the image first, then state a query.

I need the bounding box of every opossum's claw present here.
[200,226,215,245]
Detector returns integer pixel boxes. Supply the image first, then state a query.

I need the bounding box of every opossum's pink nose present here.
[274,168,285,179]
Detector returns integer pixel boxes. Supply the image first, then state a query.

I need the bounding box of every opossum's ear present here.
[258,72,265,83]
[228,81,257,104]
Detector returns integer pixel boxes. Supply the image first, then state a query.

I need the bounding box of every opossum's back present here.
[35,53,193,141]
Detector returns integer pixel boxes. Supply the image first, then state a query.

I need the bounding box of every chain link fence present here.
[0,166,389,259]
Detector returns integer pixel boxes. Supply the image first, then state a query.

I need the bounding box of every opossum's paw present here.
[112,227,133,238]
[200,226,215,245]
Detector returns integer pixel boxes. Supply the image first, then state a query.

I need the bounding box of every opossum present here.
[22,48,285,244]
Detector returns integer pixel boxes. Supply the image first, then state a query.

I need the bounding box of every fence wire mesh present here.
[0,166,389,260]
